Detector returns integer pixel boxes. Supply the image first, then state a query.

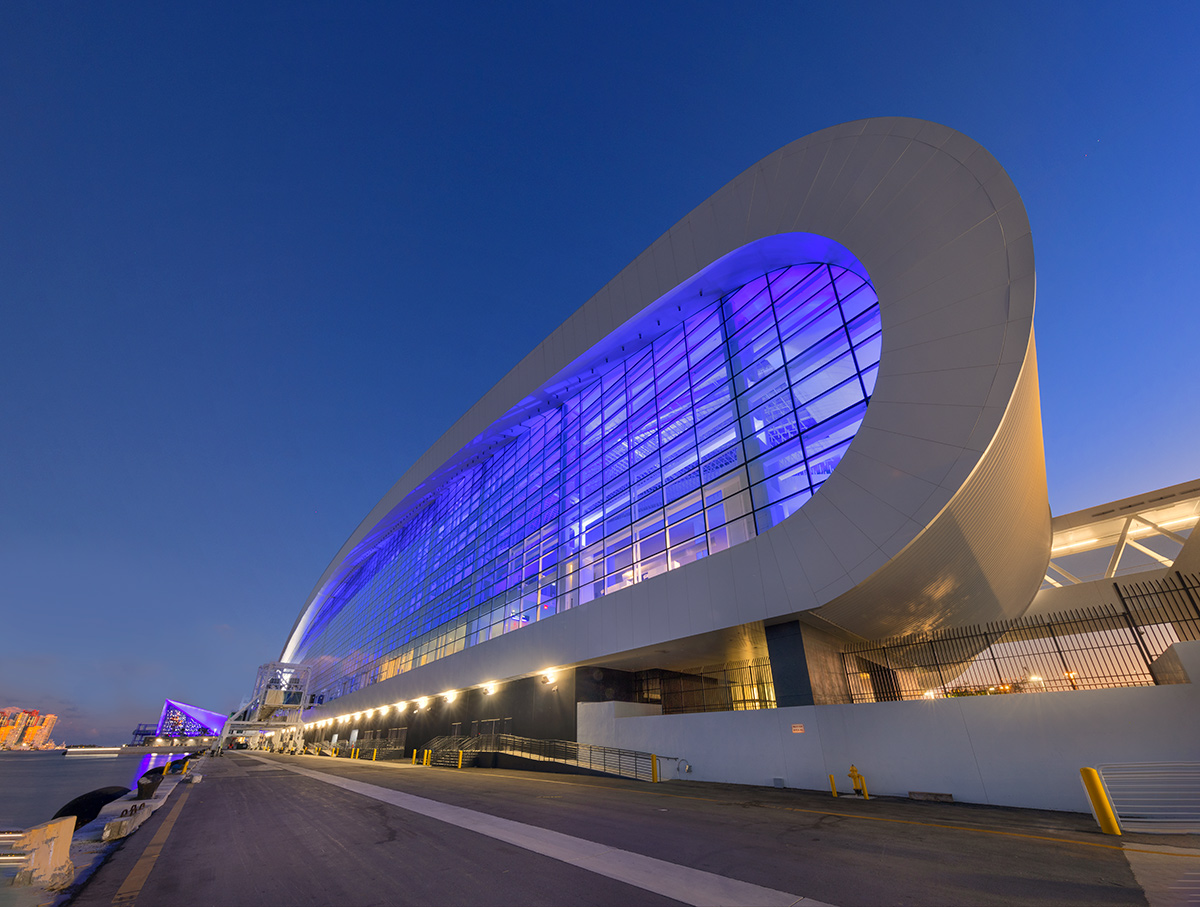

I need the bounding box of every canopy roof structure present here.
[155,699,227,737]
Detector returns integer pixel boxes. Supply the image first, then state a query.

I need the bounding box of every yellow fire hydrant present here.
[847,765,869,799]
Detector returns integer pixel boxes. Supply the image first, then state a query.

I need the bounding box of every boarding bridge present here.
[222,662,311,752]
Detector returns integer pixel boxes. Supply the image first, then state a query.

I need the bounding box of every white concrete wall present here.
[579,641,1200,814]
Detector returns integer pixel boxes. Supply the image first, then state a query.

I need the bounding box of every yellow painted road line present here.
[111,787,192,906]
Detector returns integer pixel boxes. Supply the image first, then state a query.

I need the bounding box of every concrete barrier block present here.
[14,816,75,890]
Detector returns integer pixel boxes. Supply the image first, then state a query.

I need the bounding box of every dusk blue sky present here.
[3,2,1197,743]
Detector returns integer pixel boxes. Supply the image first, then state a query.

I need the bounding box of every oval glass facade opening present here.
[295,257,882,702]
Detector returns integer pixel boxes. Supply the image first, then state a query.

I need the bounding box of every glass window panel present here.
[605,571,633,595]
[668,536,708,570]
[605,546,633,576]
[738,366,789,412]
[665,489,703,524]
[734,280,776,326]
[861,363,880,397]
[658,370,691,409]
[855,332,883,370]
[792,352,859,407]
[686,306,721,338]
[637,551,669,582]
[691,347,729,385]
[806,438,853,488]
[772,263,828,308]
[633,489,663,518]
[603,505,631,530]
[744,413,800,460]
[580,539,605,569]
[660,427,698,465]
[838,280,878,322]
[729,314,778,361]
[832,267,865,299]
[723,275,769,316]
[703,470,748,504]
[660,448,700,487]
[768,263,821,303]
[755,489,813,533]
[781,305,843,363]
[656,353,688,389]
[747,444,805,485]
[698,424,739,464]
[663,466,701,501]
[605,526,632,556]
[786,329,853,384]
[735,348,786,391]
[635,512,665,539]
[802,378,864,426]
[636,529,667,560]
[693,391,735,433]
[705,489,752,529]
[632,439,660,468]
[688,323,724,362]
[740,388,796,436]
[693,381,734,424]
[667,512,707,547]
[802,400,867,456]
[847,306,881,346]
[777,280,838,335]
[629,383,655,416]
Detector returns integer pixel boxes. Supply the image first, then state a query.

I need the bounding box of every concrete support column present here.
[765,621,815,707]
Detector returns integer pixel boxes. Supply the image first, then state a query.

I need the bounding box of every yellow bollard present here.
[651,754,658,783]
[1080,768,1122,835]
[848,765,868,799]
[423,749,431,766]
[412,749,418,765]
[457,750,463,769]
[829,774,838,797]
[373,749,377,761]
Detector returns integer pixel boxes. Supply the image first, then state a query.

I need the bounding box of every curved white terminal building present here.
[283,117,1051,748]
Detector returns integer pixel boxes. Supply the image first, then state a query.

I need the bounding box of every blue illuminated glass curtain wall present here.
[296,262,882,701]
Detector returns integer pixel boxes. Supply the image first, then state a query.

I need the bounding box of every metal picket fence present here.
[842,572,1200,703]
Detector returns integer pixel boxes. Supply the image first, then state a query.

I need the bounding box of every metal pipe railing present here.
[1097,762,1200,833]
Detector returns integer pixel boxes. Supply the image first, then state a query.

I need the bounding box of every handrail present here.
[421,733,676,782]
[1096,762,1200,833]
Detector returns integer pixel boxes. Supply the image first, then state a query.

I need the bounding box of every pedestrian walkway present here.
[66,752,1199,906]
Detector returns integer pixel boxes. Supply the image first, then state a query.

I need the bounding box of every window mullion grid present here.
[829,264,871,403]
[767,265,815,503]
[715,285,760,527]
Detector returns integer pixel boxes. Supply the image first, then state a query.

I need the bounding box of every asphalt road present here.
[63,751,1196,906]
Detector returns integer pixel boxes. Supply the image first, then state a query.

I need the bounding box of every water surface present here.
[0,751,178,830]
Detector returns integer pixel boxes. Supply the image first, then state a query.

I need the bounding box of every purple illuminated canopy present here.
[155,698,228,737]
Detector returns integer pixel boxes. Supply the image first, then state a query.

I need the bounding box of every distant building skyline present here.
[0,707,58,750]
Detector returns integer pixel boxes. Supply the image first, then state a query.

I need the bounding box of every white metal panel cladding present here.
[284,117,1049,713]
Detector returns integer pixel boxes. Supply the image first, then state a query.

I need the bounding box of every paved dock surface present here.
[65,752,1199,906]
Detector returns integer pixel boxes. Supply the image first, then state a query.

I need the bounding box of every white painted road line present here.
[247,756,832,907]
